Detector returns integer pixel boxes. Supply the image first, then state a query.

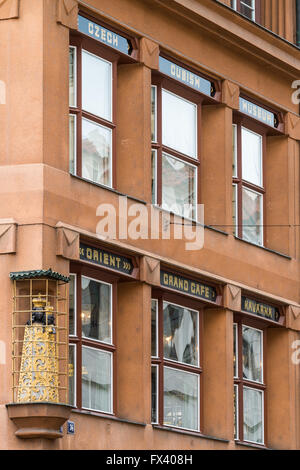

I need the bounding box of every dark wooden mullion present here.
[81,110,116,130]
[241,180,265,195]
[163,359,202,375]
[157,85,163,207]
[158,296,164,426]
[161,145,200,168]
[237,321,244,442]
[77,272,82,410]
[237,123,243,239]
[77,43,83,178]
[81,338,116,353]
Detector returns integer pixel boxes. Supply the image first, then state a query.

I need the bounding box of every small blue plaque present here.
[67,421,75,435]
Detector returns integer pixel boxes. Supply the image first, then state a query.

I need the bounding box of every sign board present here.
[241,296,280,322]
[161,270,217,302]
[239,97,276,127]
[80,243,134,276]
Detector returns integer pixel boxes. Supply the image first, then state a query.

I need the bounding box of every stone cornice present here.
[152,0,300,79]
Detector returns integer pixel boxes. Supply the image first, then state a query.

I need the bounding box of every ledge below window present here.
[152,424,229,443]
[234,236,292,259]
[72,408,146,427]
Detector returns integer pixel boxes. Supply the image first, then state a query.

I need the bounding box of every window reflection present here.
[162,153,196,220]
[242,187,263,246]
[243,387,263,443]
[81,276,112,343]
[82,118,112,186]
[164,367,198,431]
[82,346,112,413]
[242,326,263,383]
[242,127,262,186]
[163,302,198,366]
[162,89,197,158]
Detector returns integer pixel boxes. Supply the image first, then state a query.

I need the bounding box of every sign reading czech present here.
[241,296,280,322]
[161,270,217,302]
[239,97,276,128]
[78,15,132,56]
[80,243,134,276]
[159,56,213,97]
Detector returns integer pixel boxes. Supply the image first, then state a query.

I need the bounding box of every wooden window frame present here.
[151,73,203,221]
[69,263,117,416]
[232,116,266,246]
[69,34,119,188]
[151,290,203,433]
[231,0,262,23]
[233,314,267,446]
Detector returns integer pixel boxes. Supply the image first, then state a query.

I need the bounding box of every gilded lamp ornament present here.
[17,294,59,403]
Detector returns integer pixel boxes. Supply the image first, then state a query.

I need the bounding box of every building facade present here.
[0,0,300,450]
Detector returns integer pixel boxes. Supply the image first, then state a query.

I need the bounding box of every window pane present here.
[234,384,238,440]
[151,149,157,205]
[163,301,198,366]
[243,387,263,444]
[151,299,158,357]
[69,344,76,406]
[82,118,112,186]
[69,115,76,175]
[240,2,255,20]
[162,89,197,158]
[151,86,157,142]
[82,50,112,121]
[151,365,158,423]
[81,276,112,343]
[242,187,263,246]
[82,347,112,413]
[232,184,238,237]
[232,124,237,176]
[242,127,262,186]
[242,326,263,383]
[164,367,199,431]
[162,153,196,220]
[69,274,76,335]
[233,323,238,377]
[69,47,76,107]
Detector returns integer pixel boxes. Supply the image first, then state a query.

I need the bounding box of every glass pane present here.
[243,387,263,444]
[69,47,76,107]
[69,115,76,175]
[69,274,76,335]
[234,385,238,440]
[232,184,238,237]
[82,118,112,186]
[163,301,198,366]
[242,187,263,246]
[82,50,112,121]
[69,345,76,406]
[164,367,199,431]
[233,323,238,377]
[242,326,263,383]
[82,347,112,413]
[232,124,237,176]
[151,150,157,205]
[151,86,157,142]
[240,2,255,20]
[162,153,196,220]
[151,299,158,357]
[151,365,158,423]
[81,276,112,343]
[242,127,262,186]
[162,89,197,158]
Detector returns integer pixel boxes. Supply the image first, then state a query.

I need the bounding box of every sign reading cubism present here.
[80,243,134,276]
[241,296,281,322]
[160,270,218,303]
[78,15,133,56]
[239,97,278,128]
[159,56,214,97]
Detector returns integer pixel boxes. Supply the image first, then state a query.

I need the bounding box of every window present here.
[151,78,201,221]
[69,37,117,187]
[232,122,265,246]
[68,269,115,414]
[151,296,201,432]
[234,321,265,445]
[231,0,257,21]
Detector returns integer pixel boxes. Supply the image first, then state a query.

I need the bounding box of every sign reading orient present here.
[80,243,134,275]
